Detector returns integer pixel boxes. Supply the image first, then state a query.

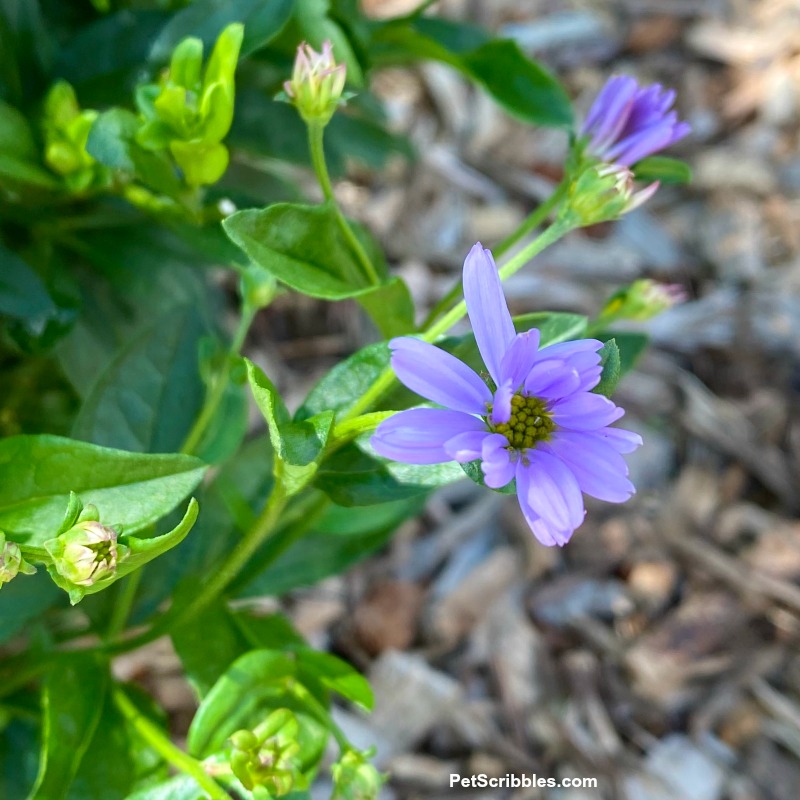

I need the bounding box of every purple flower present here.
[581,75,690,166]
[371,244,642,547]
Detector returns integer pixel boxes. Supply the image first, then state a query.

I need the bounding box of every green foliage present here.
[0,1,664,797]
[0,436,205,545]
[27,653,108,800]
[634,155,692,184]
[594,338,622,398]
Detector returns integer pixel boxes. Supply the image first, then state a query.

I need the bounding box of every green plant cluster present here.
[0,1,690,798]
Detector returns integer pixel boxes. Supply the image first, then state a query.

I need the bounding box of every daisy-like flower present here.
[371,244,642,547]
[581,75,690,166]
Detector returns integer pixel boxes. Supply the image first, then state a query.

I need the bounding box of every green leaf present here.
[72,308,207,454]
[356,276,416,338]
[461,40,573,127]
[371,19,573,127]
[86,109,182,196]
[0,718,39,798]
[633,156,692,185]
[187,650,296,757]
[66,689,167,800]
[223,203,388,300]
[315,437,463,506]
[295,649,373,711]
[0,99,58,189]
[237,495,424,596]
[246,360,333,495]
[0,245,60,338]
[599,330,649,377]
[0,435,205,547]
[55,11,171,107]
[0,569,62,645]
[126,776,206,800]
[150,0,294,61]
[172,600,250,699]
[593,338,621,398]
[27,653,108,800]
[296,341,391,421]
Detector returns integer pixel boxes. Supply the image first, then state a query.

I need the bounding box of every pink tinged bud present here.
[46,520,120,587]
[284,40,347,124]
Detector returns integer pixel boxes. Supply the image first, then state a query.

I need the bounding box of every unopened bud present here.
[45,520,120,587]
[0,531,35,588]
[229,709,303,795]
[600,279,687,324]
[331,749,385,800]
[283,41,346,125]
[563,162,659,227]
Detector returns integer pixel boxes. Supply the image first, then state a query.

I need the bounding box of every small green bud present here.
[283,41,347,126]
[0,531,36,589]
[599,279,686,325]
[45,520,123,595]
[563,162,658,227]
[229,709,303,795]
[331,749,385,800]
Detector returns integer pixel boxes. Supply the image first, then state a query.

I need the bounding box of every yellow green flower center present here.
[492,393,555,450]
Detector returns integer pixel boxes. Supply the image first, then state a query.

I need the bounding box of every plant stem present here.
[113,687,230,800]
[106,569,143,639]
[307,122,380,286]
[181,306,255,456]
[341,219,573,421]
[420,182,566,330]
[494,181,567,258]
[104,482,289,655]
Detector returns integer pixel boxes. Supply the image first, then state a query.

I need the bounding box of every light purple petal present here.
[515,460,575,547]
[550,392,625,430]
[499,329,540,388]
[390,337,491,415]
[596,427,643,453]
[463,243,515,385]
[524,359,581,400]
[518,449,585,532]
[607,125,677,166]
[372,408,483,464]
[544,435,635,503]
[537,339,604,361]
[444,430,490,463]
[583,76,638,153]
[481,433,515,489]
[491,380,513,424]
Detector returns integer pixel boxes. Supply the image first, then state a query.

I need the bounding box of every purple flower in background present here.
[581,75,690,166]
[371,244,642,547]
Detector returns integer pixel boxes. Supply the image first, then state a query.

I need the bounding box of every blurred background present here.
[231,1,800,798]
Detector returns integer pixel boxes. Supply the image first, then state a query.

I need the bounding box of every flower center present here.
[492,393,554,450]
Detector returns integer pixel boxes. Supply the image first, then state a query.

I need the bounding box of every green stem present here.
[330,411,394,449]
[106,568,144,639]
[289,681,350,753]
[103,482,289,655]
[341,218,573,421]
[493,181,567,258]
[420,182,567,330]
[113,687,230,800]
[181,305,255,456]
[307,122,380,286]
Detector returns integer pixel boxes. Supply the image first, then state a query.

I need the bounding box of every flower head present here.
[0,531,35,588]
[283,40,347,125]
[371,244,642,547]
[45,520,120,587]
[581,75,690,166]
[566,162,659,225]
[600,278,687,324]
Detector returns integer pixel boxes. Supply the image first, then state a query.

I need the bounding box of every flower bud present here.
[283,41,346,125]
[599,279,687,324]
[331,749,385,800]
[563,162,658,227]
[0,531,35,588]
[45,520,120,587]
[229,709,303,795]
